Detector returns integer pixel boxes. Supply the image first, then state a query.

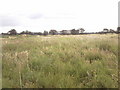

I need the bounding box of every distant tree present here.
[71,29,79,35]
[77,28,85,33]
[20,30,32,35]
[110,29,115,33]
[60,30,71,35]
[1,33,8,35]
[43,31,48,36]
[103,28,109,32]
[49,30,58,35]
[34,32,43,35]
[20,31,25,34]
[25,30,32,34]
[8,29,17,35]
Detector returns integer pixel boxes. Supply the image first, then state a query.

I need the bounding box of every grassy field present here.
[1,34,118,88]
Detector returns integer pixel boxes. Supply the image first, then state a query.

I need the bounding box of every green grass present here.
[2,34,118,88]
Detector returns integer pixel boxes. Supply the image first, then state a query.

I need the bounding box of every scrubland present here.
[1,34,118,88]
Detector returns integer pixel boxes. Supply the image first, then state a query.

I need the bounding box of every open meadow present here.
[1,34,118,88]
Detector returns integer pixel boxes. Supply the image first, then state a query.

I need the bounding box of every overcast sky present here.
[0,0,119,33]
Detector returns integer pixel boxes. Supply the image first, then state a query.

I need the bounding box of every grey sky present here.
[0,0,119,33]
[29,13,44,19]
[0,15,22,27]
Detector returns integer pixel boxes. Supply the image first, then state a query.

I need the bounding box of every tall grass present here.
[2,34,118,88]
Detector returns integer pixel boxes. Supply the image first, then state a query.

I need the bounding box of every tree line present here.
[1,27,120,35]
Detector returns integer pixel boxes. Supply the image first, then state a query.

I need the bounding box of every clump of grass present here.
[83,49,103,64]
[96,40,118,55]
[85,52,102,60]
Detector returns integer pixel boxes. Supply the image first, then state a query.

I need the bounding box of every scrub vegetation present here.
[2,34,118,88]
